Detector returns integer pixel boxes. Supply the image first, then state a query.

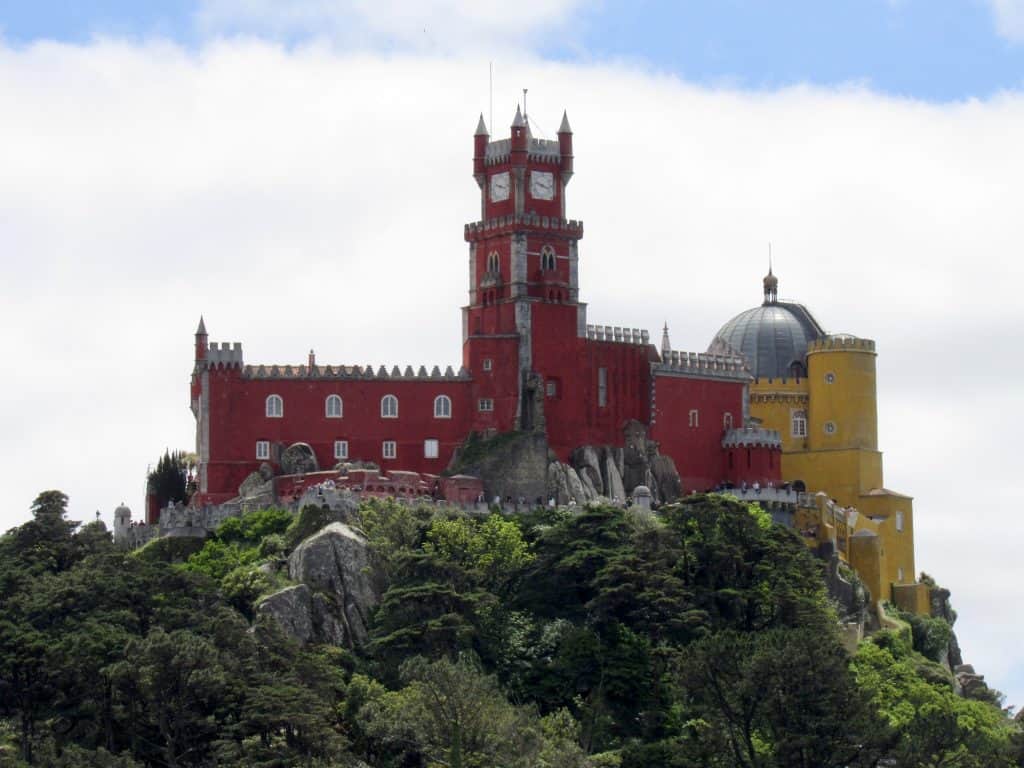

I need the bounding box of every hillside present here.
[0,490,1019,767]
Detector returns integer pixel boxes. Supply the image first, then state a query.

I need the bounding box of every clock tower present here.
[463,107,584,432]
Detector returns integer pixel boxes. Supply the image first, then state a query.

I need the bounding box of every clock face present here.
[490,171,510,202]
[530,171,555,200]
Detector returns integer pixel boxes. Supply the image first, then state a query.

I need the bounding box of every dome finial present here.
[661,322,671,358]
[763,243,778,304]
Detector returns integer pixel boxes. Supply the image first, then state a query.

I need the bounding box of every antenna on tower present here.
[769,242,773,273]
[489,61,493,133]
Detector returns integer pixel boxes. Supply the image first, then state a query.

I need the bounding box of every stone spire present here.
[559,110,572,134]
[196,315,207,335]
[661,322,671,359]
[475,113,489,136]
[512,104,526,128]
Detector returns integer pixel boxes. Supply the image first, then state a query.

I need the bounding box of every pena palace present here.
[180,106,927,613]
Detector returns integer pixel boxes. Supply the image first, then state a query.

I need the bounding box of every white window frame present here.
[381,394,399,419]
[424,439,439,459]
[334,440,349,460]
[541,245,556,271]
[688,409,699,428]
[546,379,557,397]
[478,398,494,412]
[723,412,733,430]
[325,394,343,418]
[895,511,904,532]
[791,409,807,438]
[482,358,493,371]
[382,440,396,459]
[266,394,283,418]
[256,440,270,460]
[434,395,452,419]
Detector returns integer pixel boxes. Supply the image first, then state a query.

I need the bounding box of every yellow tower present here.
[710,268,925,611]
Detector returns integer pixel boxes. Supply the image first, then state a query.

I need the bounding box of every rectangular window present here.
[334,440,349,460]
[478,398,494,412]
[546,379,557,397]
[598,367,607,408]
[482,358,493,371]
[689,409,699,428]
[256,440,270,460]
[791,409,807,438]
[895,511,904,532]
[382,440,397,459]
[424,439,439,459]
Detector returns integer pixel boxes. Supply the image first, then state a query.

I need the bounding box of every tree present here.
[146,451,190,510]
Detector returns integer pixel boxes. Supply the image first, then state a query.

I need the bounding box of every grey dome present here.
[710,301,825,380]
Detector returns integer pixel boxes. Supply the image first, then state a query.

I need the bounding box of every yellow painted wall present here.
[748,378,809,453]
[849,531,887,607]
[805,338,878,452]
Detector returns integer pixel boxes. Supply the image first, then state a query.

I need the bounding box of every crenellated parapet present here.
[204,341,243,367]
[484,136,562,165]
[242,363,470,381]
[464,214,583,241]
[722,425,782,449]
[807,335,876,353]
[653,350,751,381]
[586,325,650,345]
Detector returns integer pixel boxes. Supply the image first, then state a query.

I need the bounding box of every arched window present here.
[381,394,399,418]
[895,511,904,532]
[723,412,733,430]
[325,394,343,418]
[434,395,452,419]
[791,409,807,438]
[487,251,500,273]
[541,245,556,271]
[266,394,283,418]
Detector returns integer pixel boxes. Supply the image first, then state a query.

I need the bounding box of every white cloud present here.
[2,38,1023,706]
[196,0,586,53]
[989,0,1024,42]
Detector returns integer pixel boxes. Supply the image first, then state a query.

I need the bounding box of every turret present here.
[661,322,671,360]
[558,110,574,182]
[195,315,208,361]
[473,113,488,183]
[113,502,132,544]
[763,268,778,305]
[510,105,527,165]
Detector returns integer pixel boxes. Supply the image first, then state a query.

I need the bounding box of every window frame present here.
[382,440,397,460]
[334,440,349,460]
[265,394,283,418]
[478,398,494,412]
[325,394,343,419]
[791,409,808,438]
[433,395,452,419]
[424,438,439,459]
[688,409,699,428]
[380,394,399,419]
[256,440,270,460]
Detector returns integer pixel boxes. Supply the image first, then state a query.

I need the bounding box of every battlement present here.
[807,335,876,353]
[206,341,243,366]
[653,350,751,381]
[465,213,583,241]
[242,363,470,381]
[585,324,650,345]
[484,136,561,164]
[722,425,782,449]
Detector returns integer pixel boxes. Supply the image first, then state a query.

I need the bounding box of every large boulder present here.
[287,522,385,648]
[257,584,315,643]
[449,431,548,503]
[281,442,319,475]
[571,446,603,494]
[238,463,276,513]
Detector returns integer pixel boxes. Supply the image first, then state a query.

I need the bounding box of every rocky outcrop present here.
[258,584,315,643]
[238,462,275,513]
[281,442,319,475]
[546,462,595,505]
[449,431,549,503]
[283,523,386,647]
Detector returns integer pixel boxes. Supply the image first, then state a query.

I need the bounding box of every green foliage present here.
[133,534,206,564]
[146,450,191,509]
[898,608,953,663]
[216,507,292,547]
[283,504,345,549]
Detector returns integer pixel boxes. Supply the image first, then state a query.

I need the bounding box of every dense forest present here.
[1,489,1020,767]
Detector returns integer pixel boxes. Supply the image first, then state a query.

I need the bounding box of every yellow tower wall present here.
[806,337,878,452]
[748,379,810,453]
[858,492,916,589]
[848,530,887,607]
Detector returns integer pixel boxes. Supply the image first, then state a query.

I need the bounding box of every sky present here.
[2,0,1023,707]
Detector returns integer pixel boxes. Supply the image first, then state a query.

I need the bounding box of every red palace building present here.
[190,107,781,507]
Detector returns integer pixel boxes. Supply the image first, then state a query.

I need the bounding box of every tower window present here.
[897,566,905,582]
[424,439,439,459]
[434,395,452,419]
[482,358,493,371]
[825,371,836,384]
[689,409,699,428]
[382,440,396,459]
[256,440,270,460]
[598,368,608,408]
[266,394,283,418]
[824,421,837,435]
[487,251,500,273]
[723,412,733,430]
[381,394,399,418]
[546,379,558,397]
[541,245,556,271]
[334,440,349,460]
[478,398,494,412]
[896,511,904,532]
[791,409,807,438]
[325,394,343,418]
